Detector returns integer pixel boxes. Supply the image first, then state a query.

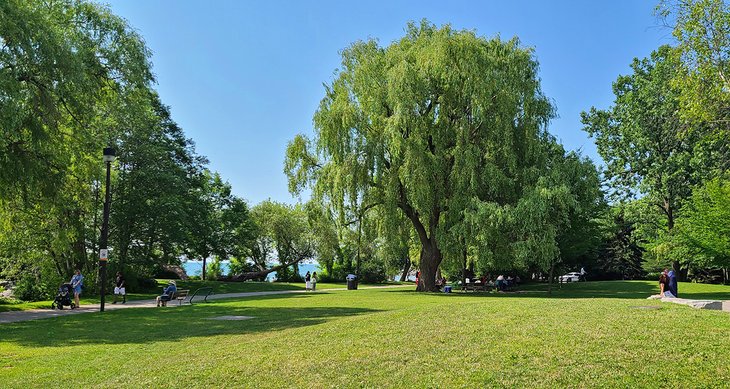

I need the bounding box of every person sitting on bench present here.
[156,281,177,307]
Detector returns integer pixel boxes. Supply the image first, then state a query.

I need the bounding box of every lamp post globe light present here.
[99,147,115,312]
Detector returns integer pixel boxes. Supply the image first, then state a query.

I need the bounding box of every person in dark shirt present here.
[659,270,669,296]
[667,270,678,297]
[113,272,126,304]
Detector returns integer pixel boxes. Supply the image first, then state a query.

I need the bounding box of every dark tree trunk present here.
[461,246,467,286]
[202,257,207,281]
[356,215,362,276]
[397,181,442,292]
[547,261,556,295]
[399,259,411,282]
[416,242,441,292]
[665,200,686,281]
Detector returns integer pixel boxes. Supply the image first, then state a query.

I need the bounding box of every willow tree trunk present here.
[399,259,411,282]
[665,202,686,281]
[461,247,467,286]
[416,241,442,292]
[547,262,556,295]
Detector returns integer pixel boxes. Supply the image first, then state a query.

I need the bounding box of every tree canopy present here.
[0,0,254,298]
[582,46,699,276]
[286,21,601,291]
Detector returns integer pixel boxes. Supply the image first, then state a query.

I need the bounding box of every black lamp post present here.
[99,147,116,312]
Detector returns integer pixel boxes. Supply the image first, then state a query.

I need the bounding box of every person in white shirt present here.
[496,275,505,291]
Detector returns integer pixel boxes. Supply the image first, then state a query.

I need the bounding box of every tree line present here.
[286,1,730,290]
[1,1,728,300]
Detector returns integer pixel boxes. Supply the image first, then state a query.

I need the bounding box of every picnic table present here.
[461,282,490,292]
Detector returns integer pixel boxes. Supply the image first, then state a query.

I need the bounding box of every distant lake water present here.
[182,261,320,281]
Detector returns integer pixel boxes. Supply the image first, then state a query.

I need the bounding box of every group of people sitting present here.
[453,272,521,292]
[648,268,679,299]
[415,271,522,292]
[475,274,520,291]
[659,269,679,298]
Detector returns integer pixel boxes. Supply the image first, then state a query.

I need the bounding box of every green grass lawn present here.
[0,280,403,313]
[1,281,728,387]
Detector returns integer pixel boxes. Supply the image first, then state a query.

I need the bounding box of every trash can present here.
[346,274,358,290]
[444,286,452,293]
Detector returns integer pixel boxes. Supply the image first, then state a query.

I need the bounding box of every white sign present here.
[99,249,108,261]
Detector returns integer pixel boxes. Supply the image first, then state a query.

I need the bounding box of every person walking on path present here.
[305,271,312,291]
[311,272,317,291]
[113,272,126,304]
[70,269,83,309]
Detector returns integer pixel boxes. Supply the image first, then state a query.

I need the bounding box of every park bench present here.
[461,282,487,292]
[165,289,189,306]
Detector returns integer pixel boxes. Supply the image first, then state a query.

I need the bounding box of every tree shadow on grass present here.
[382,281,730,301]
[2,293,381,347]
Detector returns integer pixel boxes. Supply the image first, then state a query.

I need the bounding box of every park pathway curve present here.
[0,284,411,325]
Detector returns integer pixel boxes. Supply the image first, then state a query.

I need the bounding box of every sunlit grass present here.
[0,281,728,387]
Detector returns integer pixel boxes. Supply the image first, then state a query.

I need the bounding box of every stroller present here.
[51,283,76,310]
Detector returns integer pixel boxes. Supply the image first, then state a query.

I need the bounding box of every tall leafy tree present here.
[232,200,314,281]
[0,0,253,296]
[676,177,730,269]
[0,0,154,296]
[286,21,574,291]
[595,207,646,280]
[582,46,699,277]
[0,0,152,198]
[659,0,730,125]
[112,93,206,275]
[185,172,245,280]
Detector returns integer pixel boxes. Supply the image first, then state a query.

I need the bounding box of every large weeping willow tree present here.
[286,21,594,291]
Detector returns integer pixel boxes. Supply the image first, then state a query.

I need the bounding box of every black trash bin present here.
[346,276,358,290]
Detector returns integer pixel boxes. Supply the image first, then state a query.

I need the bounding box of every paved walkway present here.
[0,285,411,324]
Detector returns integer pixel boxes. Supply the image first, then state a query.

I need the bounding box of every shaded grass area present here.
[0,280,406,312]
[520,280,730,300]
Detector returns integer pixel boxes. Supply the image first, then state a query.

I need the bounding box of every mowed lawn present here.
[1,281,729,388]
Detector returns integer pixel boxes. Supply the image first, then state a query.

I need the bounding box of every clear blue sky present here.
[105,0,670,205]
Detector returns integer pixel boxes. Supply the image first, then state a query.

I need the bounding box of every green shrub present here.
[274,265,303,282]
[135,277,158,290]
[0,295,19,305]
[207,259,222,280]
[358,261,387,283]
[228,257,258,275]
[14,275,48,301]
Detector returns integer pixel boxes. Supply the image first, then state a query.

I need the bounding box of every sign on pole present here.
[99,249,108,262]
